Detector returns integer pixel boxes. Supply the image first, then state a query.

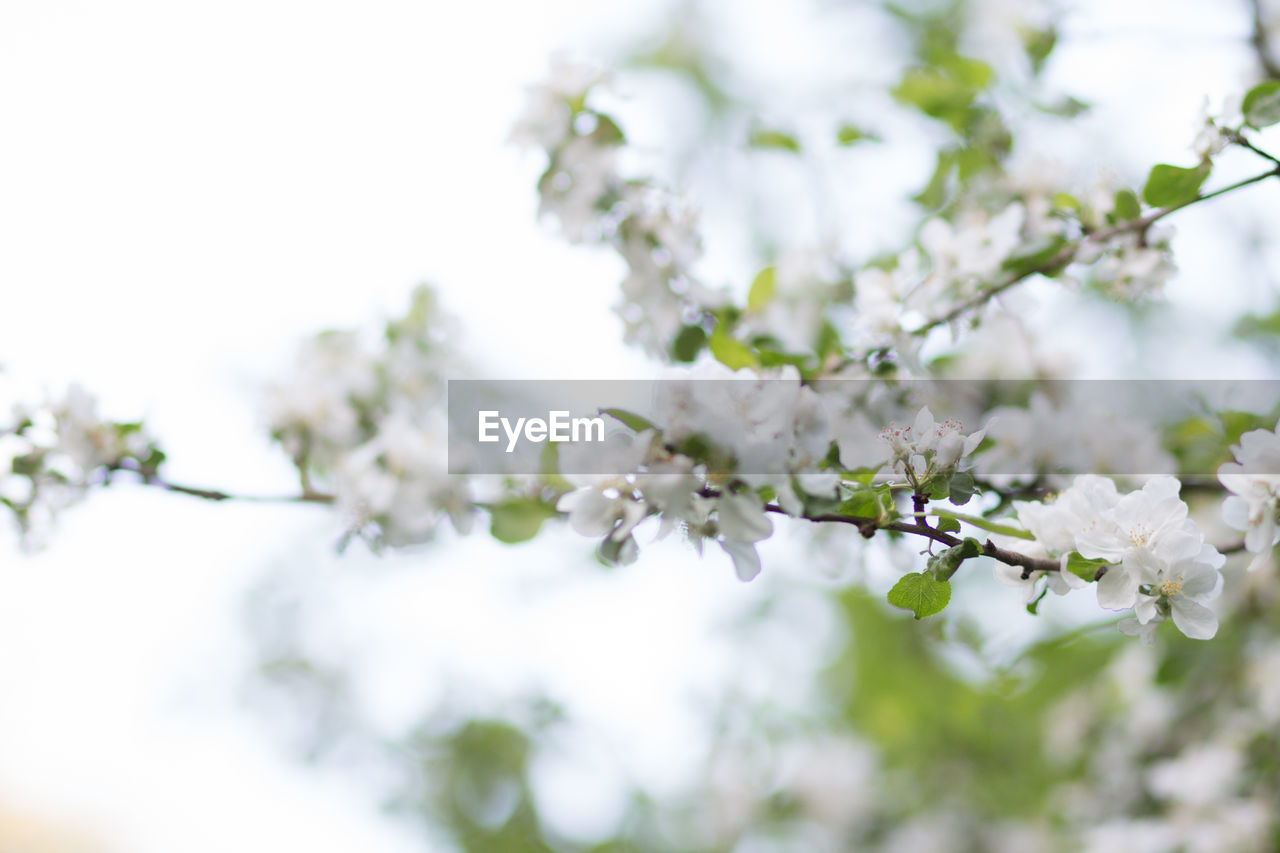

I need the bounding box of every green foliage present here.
[600,408,658,433]
[486,499,559,544]
[893,59,992,132]
[935,515,962,534]
[830,590,1121,818]
[1065,552,1109,582]
[1112,188,1142,222]
[1164,408,1280,475]
[708,321,758,370]
[836,123,879,145]
[914,149,958,208]
[1142,162,1211,208]
[670,323,707,362]
[888,571,953,618]
[837,481,894,520]
[1021,25,1057,75]
[746,266,776,311]
[747,127,801,153]
[947,471,977,505]
[927,537,982,582]
[1243,80,1280,128]
[589,113,627,145]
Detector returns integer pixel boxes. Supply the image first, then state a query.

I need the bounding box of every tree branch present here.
[915,163,1280,336]
[1249,0,1280,80]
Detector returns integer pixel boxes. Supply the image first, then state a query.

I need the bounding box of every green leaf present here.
[1142,162,1210,208]
[487,499,558,544]
[1113,189,1142,222]
[837,487,886,519]
[1243,81,1280,128]
[1065,552,1109,582]
[1000,235,1071,279]
[935,515,961,534]
[893,68,977,129]
[1033,96,1090,118]
[836,123,879,145]
[1025,585,1049,615]
[913,149,958,209]
[1021,26,1056,75]
[927,474,952,501]
[600,408,657,433]
[948,471,977,505]
[927,537,982,582]
[930,511,1033,540]
[670,324,707,362]
[708,323,758,370]
[589,113,626,145]
[942,55,994,90]
[747,266,777,311]
[1052,192,1080,211]
[748,128,801,153]
[888,572,952,619]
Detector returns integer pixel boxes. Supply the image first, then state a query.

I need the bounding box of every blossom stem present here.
[916,163,1280,335]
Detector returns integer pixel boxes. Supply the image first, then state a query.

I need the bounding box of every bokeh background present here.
[2,0,1279,850]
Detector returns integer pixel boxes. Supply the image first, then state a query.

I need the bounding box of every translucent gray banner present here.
[446,379,1280,477]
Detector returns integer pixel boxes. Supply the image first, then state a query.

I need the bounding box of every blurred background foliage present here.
[235,0,1280,850]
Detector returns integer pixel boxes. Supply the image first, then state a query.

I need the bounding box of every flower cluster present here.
[263,286,475,546]
[980,392,1176,487]
[511,59,725,357]
[874,406,986,488]
[1217,418,1280,558]
[556,364,836,580]
[1013,476,1223,640]
[0,384,161,548]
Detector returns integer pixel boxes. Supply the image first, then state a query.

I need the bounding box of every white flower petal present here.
[1170,598,1218,640]
[1097,566,1139,610]
[720,539,762,582]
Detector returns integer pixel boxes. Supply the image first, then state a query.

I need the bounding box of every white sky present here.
[1,0,1278,849]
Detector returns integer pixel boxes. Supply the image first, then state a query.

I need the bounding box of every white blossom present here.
[1217,418,1280,557]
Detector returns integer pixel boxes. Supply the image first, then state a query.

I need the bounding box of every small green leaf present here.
[913,149,957,209]
[708,323,758,370]
[600,408,657,433]
[748,128,801,153]
[927,537,982,582]
[1021,26,1056,75]
[888,572,952,619]
[1142,162,1210,208]
[670,324,707,362]
[935,515,961,534]
[836,123,879,145]
[487,499,558,544]
[837,487,885,519]
[1243,81,1280,128]
[927,474,952,501]
[1065,551,1109,582]
[1001,235,1071,279]
[1026,585,1049,615]
[1052,192,1080,211]
[747,266,777,311]
[1113,189,1142,222]
[589,113,626,145]
[948,471,977,505]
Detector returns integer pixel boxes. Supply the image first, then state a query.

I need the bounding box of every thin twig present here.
[915,164,1280,336]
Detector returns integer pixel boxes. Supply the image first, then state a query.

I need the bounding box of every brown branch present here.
[106,463,335,504]
[914,164,1280,336]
